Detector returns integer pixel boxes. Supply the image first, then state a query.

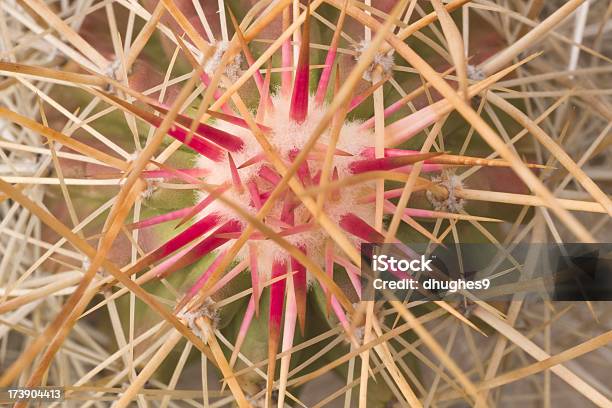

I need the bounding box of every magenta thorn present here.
[211,259,249,293]
[280,193,295,226]
[230,294,257,368]
[314,2,346,105]
[167,125,225,162]
[291,246,308,334]
[238,152,266,169]
[330,167,341,201]
[361,93,429,130]
[249,243,260,315]
[228,153,243,191]
[281,223,315,237]
[289,148,313,186]
[331,296,352,334]
[142,168,209,179]
[199,72,234,115]
[333,255,361,298]
[349,152,442,174]
[127,206,196,230]
[184,250,228,299]
[383,105,439,146]
[359,147,424,159]
[147,102,245,151]
[268,260,287,372]
[247,180,262,209]
[150,244,193,279]
[339,212,385,243]
[259,166,282,185]
[148,213,221,264]
[289,4,311,123]
[206,110,272,133]
[257,63,274,121]
[159,220,241,278]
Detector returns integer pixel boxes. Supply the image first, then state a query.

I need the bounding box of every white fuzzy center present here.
[198,95,376,280]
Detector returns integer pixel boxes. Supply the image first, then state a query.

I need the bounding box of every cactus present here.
[0,0,611,407]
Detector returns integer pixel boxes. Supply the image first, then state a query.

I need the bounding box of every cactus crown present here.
[0,0,610,407]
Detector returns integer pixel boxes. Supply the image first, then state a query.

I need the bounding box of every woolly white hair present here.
[203,41,243,83]
[196,94,376,281]
[141,177,163,199]
[354,39,395,81]
[426,171,465,213]
[467,64,487,81]
[177,298,218,343]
